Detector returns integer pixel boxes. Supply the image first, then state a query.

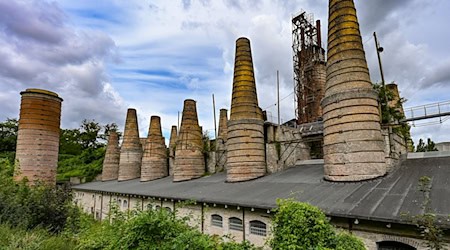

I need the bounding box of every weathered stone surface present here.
[15,88,63,186]
[215,110,228,173]
[168,125,177,176]
[141,116,168,181]
[174,99,205,182]
[226,37,266,182]
[218,109,228,140]
[322,0,386,181]
[102,131,120,181]
[118,109,142,181]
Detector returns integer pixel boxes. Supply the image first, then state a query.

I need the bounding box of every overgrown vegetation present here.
[415,138,438,152]
[270,199,365,250]
[373,82,412,145]
[77,205,257,250]
[406,176,447,250]
[0,158,258,249]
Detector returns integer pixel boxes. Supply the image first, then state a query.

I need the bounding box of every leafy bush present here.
[270,199,365,250]
[77,205,257,250]
[0,160,81,233]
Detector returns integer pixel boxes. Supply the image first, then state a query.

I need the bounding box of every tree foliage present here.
[270,199,365,250]
[415,138,438,152]
[0,160,81,233]
[0,118,18,152]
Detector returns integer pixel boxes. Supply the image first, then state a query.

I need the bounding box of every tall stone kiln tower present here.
[168,125,177,176]
[102,131,120,181]
[173,99,205,182]
[118,109,142,181]
[226,37,266,182]
[141,116,168,181]
[322,0,386,181]
[15,88,63,185]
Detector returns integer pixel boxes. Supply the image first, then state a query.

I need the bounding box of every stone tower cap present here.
[21,88,63,101]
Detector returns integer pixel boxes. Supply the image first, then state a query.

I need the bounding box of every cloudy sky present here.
[1,0,449,144]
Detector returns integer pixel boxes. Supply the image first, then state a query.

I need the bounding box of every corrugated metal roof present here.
[72,157,450,227]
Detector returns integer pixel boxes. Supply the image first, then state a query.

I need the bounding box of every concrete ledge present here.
[296,159,324,165]
[407,151,450,159]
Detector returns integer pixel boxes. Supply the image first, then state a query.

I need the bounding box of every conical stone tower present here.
[218,109,228,141]
[118,109,143,181]
[141,116,168,181]
[226,37,266,182]
[173,99,205,182]
[168,125,177,176]
[102,131,120,181]
[322,0,386,181]
[216,109,228,172]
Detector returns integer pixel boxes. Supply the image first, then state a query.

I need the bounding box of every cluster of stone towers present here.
[101,37,268,183]
[13,0,396,186]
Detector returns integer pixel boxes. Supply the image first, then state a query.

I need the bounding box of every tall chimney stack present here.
[141,116,168,181]
[102,131,120,181]
[218,109,228,140]
[118,109,142,181]
[168,125,177,176]
[15,88,63,186]
[226,37,266,182]
[173,99,205,182]
[322,0,386,181]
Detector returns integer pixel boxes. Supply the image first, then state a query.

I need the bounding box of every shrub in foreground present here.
[270,199,365,250]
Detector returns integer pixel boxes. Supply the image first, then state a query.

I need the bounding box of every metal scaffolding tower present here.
[292,11,326,125]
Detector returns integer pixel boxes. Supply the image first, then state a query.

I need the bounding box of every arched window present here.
[155,205,161,210]
[229,217,243,231]
[377,241,416,250]
[211,214,223,227]
[165,207,172,213]
[118,199,122,205]
[123,200,128,208]
[249,220,267,236]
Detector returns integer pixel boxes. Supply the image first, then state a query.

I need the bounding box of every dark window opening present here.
[377,241,416,250]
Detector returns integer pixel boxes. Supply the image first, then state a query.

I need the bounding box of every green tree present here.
[415,138,438,152]
[0,118,18,152]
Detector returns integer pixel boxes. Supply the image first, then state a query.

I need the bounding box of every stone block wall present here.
[265,124,310,174]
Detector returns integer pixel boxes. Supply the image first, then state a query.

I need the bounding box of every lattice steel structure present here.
[292,11,326,124]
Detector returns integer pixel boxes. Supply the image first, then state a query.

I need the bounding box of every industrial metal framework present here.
[292,11,326,124]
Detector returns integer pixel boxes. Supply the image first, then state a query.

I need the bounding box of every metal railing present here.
[402,100,450,123]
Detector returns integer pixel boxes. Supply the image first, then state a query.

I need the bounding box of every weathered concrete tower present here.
[15,89,63,186]
[322,0,386,181]
[216,109,228,172]
[102,131,120,181]
[168,125,177,176]
[174,99,205,182]
[218,109,228,140]
[226,37,266,182]
[141,116,168,181]
[118,109,142,181]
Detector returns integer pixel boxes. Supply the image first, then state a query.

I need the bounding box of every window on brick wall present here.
[229,217,243,231]
[211,214,223,227]
[249,220,267,236]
